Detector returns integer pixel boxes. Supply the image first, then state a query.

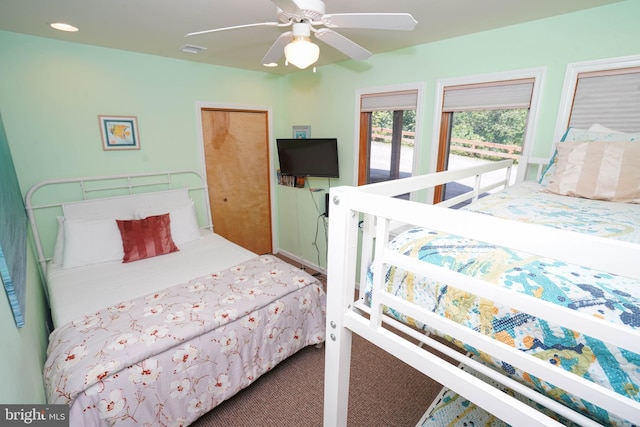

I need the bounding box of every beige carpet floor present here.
[190,333,442,427]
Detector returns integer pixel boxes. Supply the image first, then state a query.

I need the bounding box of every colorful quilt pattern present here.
[421,364,581,427]
[367,184,640,426]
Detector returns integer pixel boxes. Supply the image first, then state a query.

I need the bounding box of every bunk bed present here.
[26,170,326,427]
[323,151,640,426]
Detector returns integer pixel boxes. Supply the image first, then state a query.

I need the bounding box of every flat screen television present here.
[277,138,339,178]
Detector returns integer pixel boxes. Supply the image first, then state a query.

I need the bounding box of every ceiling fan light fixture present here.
[185,1,418,72]
[284,36,319,69]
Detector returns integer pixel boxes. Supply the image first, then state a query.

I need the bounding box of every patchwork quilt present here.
[420,364,582,427]
[367,183,640,426]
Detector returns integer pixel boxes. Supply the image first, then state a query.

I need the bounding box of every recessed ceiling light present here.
[50,22,79,32]
[263,62,278,67]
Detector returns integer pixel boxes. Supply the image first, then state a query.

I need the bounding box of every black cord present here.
[313,213,323,267]
[307,182,329,268]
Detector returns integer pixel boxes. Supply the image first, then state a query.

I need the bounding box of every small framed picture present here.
[99,115,140,150]
[292,125,311,139]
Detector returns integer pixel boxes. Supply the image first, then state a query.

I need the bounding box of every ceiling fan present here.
[186,0,417,69]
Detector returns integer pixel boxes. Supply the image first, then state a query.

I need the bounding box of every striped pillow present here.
[544,141,640,203]
[116,213,179,263]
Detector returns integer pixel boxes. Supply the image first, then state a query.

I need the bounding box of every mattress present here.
[46,232,256,328]
[367,182,640,425]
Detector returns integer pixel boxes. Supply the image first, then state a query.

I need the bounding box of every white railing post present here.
[323,187,360,427]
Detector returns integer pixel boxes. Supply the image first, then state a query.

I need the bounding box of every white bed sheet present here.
[46,231,257,328]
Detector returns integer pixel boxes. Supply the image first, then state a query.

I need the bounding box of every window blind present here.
[443,79,534,112]
[569,68,640,132]
[360,90,418,112]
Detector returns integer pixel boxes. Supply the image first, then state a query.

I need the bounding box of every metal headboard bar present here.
[25,170,211,289]
[77,174,175,198]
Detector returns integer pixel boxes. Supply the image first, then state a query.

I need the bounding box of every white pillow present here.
[62,218,124,269]
[52,216,65,265]
[136,201,202,246]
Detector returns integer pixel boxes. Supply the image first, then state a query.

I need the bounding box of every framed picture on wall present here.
[292,125,311,139]
[99,115,141,150]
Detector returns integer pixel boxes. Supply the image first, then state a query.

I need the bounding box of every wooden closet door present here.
[201,109,272,254]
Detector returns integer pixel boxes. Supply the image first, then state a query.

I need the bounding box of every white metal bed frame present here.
[323,158,640,426]
[25,170,211,287]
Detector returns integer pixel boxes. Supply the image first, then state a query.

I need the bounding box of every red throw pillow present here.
[116,213,179,263]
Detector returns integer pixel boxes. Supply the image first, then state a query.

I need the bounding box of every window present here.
[556,56,640,136]
[432,70,543,205]
[357,86,422,193]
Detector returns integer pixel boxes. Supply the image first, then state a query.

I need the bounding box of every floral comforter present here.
[367,183,640,426]
[44,255,326,426]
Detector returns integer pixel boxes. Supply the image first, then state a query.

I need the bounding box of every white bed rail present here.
[357,160,515,292]
[360,159,512,201]
[516,156,550,183]
[25,170,210,286]
[323,161,640,426]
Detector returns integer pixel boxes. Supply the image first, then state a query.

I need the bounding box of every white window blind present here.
[443,79,534,112]
[569,67,640,132]
[360,90,418,112]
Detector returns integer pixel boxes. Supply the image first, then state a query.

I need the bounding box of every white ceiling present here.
[0,0,623,75]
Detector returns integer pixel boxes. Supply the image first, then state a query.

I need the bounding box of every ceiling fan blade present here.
[186,21,280,37]
[321,13,417,31]
[314,28,371,61]
[270,0,303,15]
[261,31,292,65]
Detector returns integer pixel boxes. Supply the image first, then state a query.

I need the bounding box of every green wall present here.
[0,32,285,192]
[0,0,637,404]
[278,0,640,266]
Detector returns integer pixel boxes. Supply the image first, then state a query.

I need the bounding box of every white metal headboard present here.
[25,170,211,280]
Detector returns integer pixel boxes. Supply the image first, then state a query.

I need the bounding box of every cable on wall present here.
[307,179,330,270]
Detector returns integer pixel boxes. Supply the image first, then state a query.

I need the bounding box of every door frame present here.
[194,101,277,252]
